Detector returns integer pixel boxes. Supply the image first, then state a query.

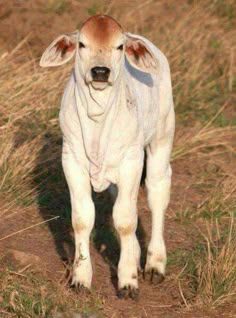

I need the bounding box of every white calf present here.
[40,15,175,299]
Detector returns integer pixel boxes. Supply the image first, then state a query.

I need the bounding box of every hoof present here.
[71,281,91,294]
[144,269,165,285]
[118,285,139,300]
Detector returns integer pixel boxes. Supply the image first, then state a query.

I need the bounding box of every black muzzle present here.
[91,66,110,82]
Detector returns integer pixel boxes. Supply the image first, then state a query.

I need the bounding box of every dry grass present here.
[180,215,236,308]
[196,217,236,307]
[177,174,236,307]
[0,256,103,317]
[0,0,235,316]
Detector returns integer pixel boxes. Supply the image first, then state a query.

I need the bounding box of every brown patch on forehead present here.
[80,15,123,47]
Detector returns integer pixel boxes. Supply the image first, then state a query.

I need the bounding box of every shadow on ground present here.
[32,129,147,290]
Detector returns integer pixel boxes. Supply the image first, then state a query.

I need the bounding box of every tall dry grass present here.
[196,217,236,307]
[180,176,236,308]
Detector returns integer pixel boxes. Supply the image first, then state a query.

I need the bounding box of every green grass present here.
[174,187,234,223]
[87,3,100,16]
[46,0,70,15]
[0,255,103,318]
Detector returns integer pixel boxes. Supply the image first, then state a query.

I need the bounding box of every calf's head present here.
[40,15,159,90]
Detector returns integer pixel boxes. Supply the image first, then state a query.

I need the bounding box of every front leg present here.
[113,152,143,299]
[62,143,95,289]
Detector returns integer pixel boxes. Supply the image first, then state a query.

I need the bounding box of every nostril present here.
[91,67,110,81]
[91,67,98,78]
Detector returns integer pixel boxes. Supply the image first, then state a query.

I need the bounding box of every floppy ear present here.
[125,33,159,74]
[40,32,78,67]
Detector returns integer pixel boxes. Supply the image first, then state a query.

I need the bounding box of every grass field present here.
[0,0,235,317]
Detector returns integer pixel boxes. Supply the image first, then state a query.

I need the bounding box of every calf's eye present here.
[79,42,85,49]
[117,44,123,50]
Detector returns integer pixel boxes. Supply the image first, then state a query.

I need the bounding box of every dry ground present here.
[0,0,235,317]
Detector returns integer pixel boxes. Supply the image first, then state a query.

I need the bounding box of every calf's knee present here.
[72,196,95,234]
[113,201,137,236]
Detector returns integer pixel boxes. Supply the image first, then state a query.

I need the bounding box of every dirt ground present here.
[2,162,233,318]
[0,1,235,317]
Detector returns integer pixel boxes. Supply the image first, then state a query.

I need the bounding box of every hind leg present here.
[145,108,175,284]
